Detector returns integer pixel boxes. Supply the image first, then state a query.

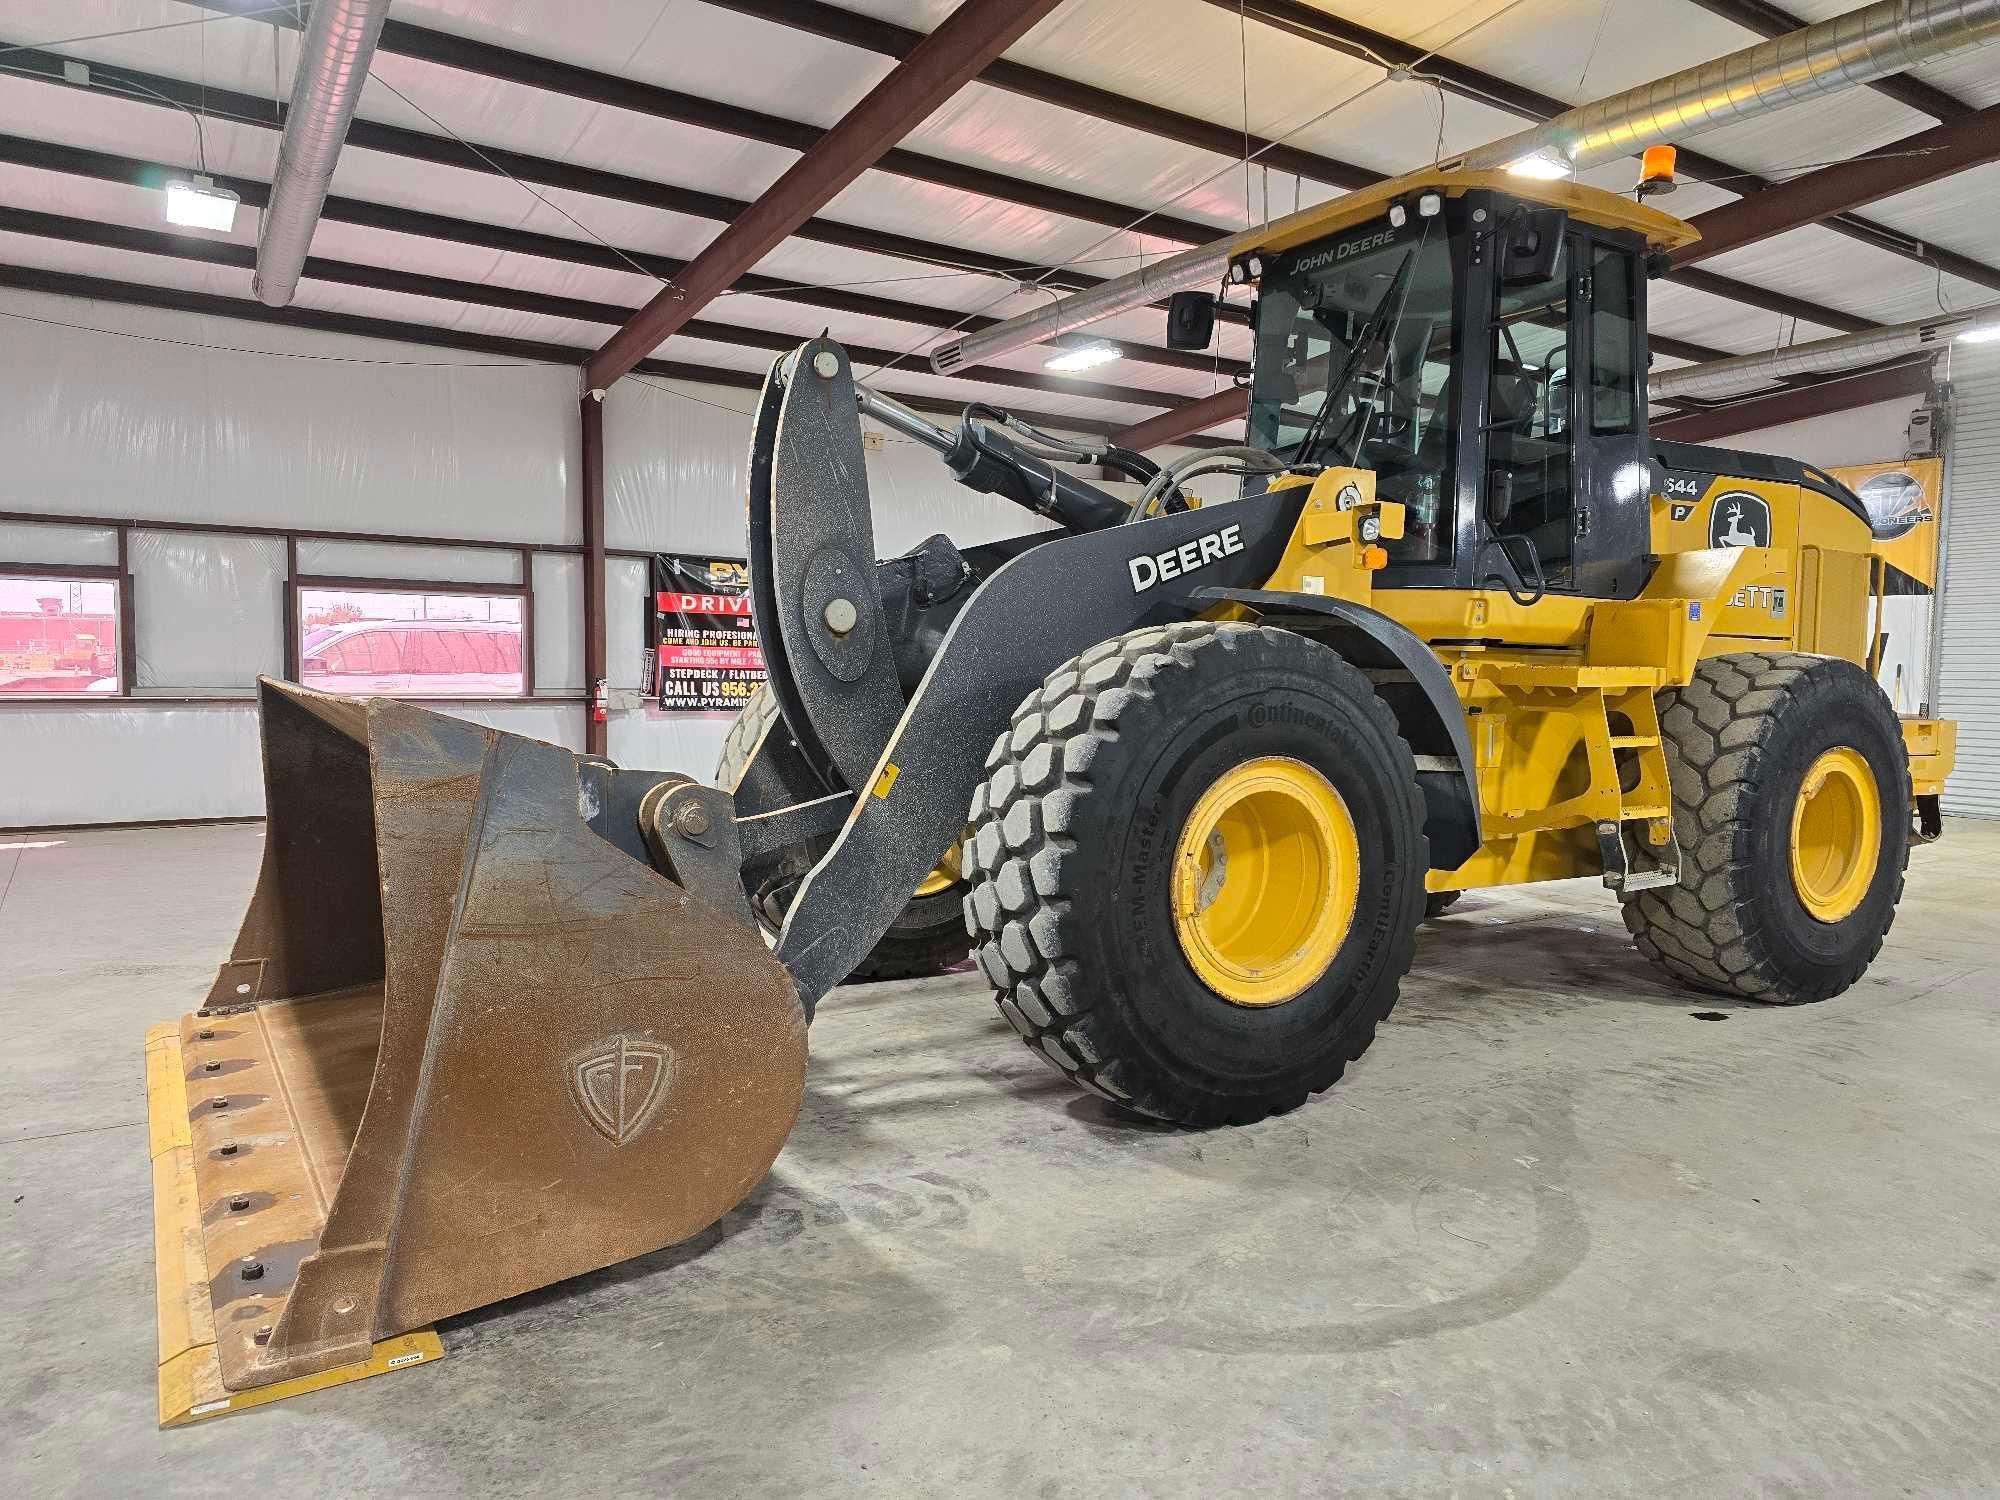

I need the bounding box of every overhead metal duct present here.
[1459,0,2000,175]
[253,0,393,308]
[1649,306,2000,402]
[930,0,2000,377]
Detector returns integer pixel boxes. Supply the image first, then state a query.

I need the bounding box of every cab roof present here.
[1223,168,1700,264]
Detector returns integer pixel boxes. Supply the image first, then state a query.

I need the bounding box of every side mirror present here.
[1500,208,1568,287]
[1165,290,1218,351]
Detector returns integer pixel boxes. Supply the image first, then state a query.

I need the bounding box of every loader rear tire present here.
[963,621,1427,1127]
[716,684,971,981]
[1622,652,1910,1003]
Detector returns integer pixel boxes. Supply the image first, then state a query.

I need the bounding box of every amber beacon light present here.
[1638,144,1678,197]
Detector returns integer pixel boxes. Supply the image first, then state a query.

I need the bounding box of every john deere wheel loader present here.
[149,168,1954,1420]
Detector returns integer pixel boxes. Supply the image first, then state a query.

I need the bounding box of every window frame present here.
[0,560,133,700]
[288,574,535,700]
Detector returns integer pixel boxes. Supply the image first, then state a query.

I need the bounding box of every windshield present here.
[1247,212,1459,564]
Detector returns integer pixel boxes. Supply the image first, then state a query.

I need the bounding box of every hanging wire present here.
[360,71,674,290]
[0,6,306,59]
[1573,0,1615,102]
[0,60,216,172]
[853,0,1535,385]
[0,307,549,368]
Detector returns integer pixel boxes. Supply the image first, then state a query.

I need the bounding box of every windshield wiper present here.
[1289,248,1418,469]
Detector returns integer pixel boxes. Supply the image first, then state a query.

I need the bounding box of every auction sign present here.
[650,554,766,714]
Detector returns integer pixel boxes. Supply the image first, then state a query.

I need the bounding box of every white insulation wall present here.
[0,289,1014,827]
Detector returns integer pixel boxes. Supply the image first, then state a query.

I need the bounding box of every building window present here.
[0,573,123,696]
[297,585,525,698]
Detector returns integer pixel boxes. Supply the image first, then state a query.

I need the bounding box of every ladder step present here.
[1608,735,1659,749]
[1621,804,1672,820]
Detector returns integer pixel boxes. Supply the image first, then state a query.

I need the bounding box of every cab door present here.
[1567,235,1652,599]
[1478,224,1652,600]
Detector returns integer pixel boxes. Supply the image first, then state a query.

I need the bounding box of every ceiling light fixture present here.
[1506,151,1572,181]
[164,176,240,232]
[1045,343,1122,373]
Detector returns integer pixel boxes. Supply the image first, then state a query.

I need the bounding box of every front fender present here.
[1192,588,1481,870]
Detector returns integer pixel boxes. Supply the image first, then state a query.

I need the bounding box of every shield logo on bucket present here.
[568,1035,675,1146]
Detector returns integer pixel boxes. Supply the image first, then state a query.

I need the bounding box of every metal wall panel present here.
[1939,342,2000,815]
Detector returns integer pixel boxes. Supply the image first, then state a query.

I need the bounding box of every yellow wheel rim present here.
[1170,756,1359,1007]
[913,839,963,898]
[1789,746,1881,924]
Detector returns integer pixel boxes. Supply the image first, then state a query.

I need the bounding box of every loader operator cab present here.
[1243,187,1653,601]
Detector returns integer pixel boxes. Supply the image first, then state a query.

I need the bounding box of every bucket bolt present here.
[203,1060,222,1073]
[218,1142,239,1156]
[210,1096,230,1110]
[239,1257,265,1281]
[672,801,711,839]
[822,597,858,637]
[229,1195,251,1213]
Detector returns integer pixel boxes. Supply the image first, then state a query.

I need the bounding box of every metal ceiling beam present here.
[0,204,1193,413]
[11,34,1847,365]
[1650,359,1937,441]
[0,44,1102,290]
[1667,266,1876,334]
[586,0,1069,387]
[1113,387,1248,451]
[177,6,1896,345]
[1681,0,1971,122]
[692,0,1877,341]
[1673,104,2000,268]
[0,260,1212,444]
[1215,0,2000,297]
[694,0,1378,190]
[1112,352,1942,452]
[0,132,1246,380]
[182,3,1232,250]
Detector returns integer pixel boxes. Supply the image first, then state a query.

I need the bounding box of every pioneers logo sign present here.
[1128,523,1245,593]
[1855,470,1935,540]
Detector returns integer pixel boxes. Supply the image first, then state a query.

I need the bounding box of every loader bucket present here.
[153,680,805,1420]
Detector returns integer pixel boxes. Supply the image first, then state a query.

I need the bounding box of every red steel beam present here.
[585,0,1065,389]
[580,390,608,757]
[1675,105,2000,269]
[1650,360,1935,443]
[1115,387,1250,452]
[1125,358,1938,452]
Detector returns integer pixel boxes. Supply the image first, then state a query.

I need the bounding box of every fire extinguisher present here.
[592,678,609,723]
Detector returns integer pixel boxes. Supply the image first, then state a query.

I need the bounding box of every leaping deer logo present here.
[1709,492,1770,549]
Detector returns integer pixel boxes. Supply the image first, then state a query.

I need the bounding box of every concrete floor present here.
[3,821,1999,1498]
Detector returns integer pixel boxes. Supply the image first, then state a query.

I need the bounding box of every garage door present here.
[1938,341,2000,817]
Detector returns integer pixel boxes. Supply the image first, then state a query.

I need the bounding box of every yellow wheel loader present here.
[149,168,1954,1419]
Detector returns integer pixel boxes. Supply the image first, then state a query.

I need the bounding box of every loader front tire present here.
[715,684,971,981]
[1623,652,1910,1003]
[964,621,1428,1126]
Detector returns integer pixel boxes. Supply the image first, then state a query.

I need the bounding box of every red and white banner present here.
[650,555,766,715]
